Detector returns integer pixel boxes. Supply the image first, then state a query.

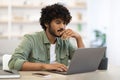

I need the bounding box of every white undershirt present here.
[50,44,56,63]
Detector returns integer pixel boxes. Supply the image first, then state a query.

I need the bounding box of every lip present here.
[57,31,62,37]
[57,28,64,32]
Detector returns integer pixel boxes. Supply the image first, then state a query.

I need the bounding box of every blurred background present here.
[0,0,120,68]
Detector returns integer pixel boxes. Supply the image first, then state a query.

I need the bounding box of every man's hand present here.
[60,29,84,48]
[60,29,80,40]
[42,62,67,72]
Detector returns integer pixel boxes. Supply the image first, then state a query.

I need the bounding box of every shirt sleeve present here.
[8,35,32,70]
[68,40,77,59]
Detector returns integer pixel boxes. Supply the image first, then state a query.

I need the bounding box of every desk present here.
[1,65,120,80]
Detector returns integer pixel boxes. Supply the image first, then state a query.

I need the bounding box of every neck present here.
[45,30,56,44]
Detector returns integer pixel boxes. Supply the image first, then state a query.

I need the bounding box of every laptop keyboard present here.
[48,70,67,75]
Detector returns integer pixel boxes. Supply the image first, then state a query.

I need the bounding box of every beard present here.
[48,25,61,37]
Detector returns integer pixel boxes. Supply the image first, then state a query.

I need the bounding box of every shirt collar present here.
[42,31,50,44]
[42,31,61,45]
[56,38,61,46]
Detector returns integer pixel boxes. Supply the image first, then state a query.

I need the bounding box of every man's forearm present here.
[21,61,67,71]
[21,62,45,71]
[75,35,85,48]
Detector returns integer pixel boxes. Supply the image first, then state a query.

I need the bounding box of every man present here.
[8,3,84,71]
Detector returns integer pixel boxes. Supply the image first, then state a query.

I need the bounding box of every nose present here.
[60,23,66,29]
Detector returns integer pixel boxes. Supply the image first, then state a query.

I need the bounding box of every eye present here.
[63,22,67,25]
[55,20,66,25]
[55,20,61,24]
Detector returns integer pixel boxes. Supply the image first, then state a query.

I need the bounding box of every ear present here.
[45,24,48,27]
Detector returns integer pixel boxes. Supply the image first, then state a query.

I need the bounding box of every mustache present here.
[58,28,64,32]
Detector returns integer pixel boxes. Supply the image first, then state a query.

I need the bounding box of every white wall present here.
[87,0,120,66]
[107,0,120,66]
[87,0,110,33]
[87,0,110,48]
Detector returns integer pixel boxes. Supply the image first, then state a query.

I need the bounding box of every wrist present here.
[74,34,82,40]
[41,63,47,70]
[75,35,85,48]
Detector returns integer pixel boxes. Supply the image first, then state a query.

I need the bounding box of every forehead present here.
[52,18,64,22]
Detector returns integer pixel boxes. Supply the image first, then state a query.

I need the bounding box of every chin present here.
[55,35,61,37]
[55,34,61,37]
[55,33,61,37]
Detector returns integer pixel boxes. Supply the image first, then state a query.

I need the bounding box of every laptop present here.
[0,70,20,79]
[49,47,106,75]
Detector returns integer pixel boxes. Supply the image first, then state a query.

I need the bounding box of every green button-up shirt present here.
[8,31,76,70]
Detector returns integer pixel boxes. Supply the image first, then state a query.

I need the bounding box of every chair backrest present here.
[0,39,20,69]
[0,39,20,55]
[2,54,12,70]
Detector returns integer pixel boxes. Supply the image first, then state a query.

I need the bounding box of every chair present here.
[0,39,20,70]
[2,54,12,70]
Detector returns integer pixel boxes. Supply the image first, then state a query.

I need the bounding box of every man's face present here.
[48,19,66,37]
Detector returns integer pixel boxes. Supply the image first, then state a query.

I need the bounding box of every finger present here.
[65,29,72,34]
[66,30,74,36]
[67,32,73,37]
[59,66,67,71]
[64,29,73,38]
[52,63,67,71]
[55,67,64,72]
[61,32,71,40]
[60,30,66,36]
[57,64,68,71]
[62,64,68,71]
[61,34,66,40]
[62,35,71,40]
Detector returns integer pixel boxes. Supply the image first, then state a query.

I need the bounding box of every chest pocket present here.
[28,52,46,63]
[60,50,69,66]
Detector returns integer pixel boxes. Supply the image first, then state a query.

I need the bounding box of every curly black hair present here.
[39,3,72,31]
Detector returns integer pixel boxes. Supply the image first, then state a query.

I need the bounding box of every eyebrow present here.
[55,19,64,23]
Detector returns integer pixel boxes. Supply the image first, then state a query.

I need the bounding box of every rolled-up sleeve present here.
[8,35,32,70]
[9,58,26,70]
